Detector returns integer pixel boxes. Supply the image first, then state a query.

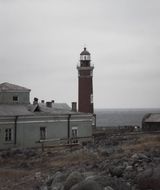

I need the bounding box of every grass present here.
[49,149,99,168]
[121,134,160,153]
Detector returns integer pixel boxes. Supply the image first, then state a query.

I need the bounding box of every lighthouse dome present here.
[80,47,90,55]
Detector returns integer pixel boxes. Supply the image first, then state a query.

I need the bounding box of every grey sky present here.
[0,0,160,108]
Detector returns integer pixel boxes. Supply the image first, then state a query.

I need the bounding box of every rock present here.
[98,147,114,156]
[109,166,124,177]
[46,171,66,187]
[18,161,31,169]
[125,165,133,171]
[50,171,66,190]
[104,186,114,190]
[23,148,37,157]
[86,175,130,190]
[70,180,103,190]
[40,185,48,190]
[52,171,65,184]
[64,171,84,190]
[131,153,149,163]
[51,183,63,190]
[136,166,160,190]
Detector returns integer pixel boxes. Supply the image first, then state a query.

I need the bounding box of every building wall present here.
[0,114,92,149]
[142,122,160,131]
[16,115,69,148]
[0,117,15,149]
[70,115,92,137]
[0,91,30,104]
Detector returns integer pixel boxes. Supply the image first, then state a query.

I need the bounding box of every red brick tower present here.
[77,47,94,113]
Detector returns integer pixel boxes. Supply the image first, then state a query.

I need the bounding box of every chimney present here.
[46,101,52,108]
[72,102,77,112]
[33,97,38,105]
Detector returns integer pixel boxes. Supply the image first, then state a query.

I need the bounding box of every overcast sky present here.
[0,0,160,108]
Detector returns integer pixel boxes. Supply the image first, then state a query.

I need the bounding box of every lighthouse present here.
[77,47,94,114]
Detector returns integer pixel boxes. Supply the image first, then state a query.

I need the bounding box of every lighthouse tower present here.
[77,47,94,113]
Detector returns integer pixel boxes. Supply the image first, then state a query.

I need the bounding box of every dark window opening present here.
[72,128,78,143]
[5,128,12,141]
[13,96,18,102]
[40,127,46,140]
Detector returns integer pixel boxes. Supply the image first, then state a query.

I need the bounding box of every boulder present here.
[131,153,149,164]
[90,176,131,190]
[52,171,66,184]
[50,171,66,190]
[136,166,160,190]
[51,183,63,190]
[109,166,124,177]
[104,186,114,190]
[64,171,84,190]
[40,185,48,190]
[70,180,103,190]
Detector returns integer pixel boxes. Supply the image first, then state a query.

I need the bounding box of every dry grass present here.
[49,149,99,168]
[0,168,35,190]
[121,134,160,153]
[0,168,28,179]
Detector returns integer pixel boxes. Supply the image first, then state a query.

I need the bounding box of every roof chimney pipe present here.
[33,97,38,105]
[46,101,52,108]
[72,102,77,112]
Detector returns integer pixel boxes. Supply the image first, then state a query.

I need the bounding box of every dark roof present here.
[80,47,90,55]
[0,82,30,92]
[0,103,91,117]
[0,105,33,116]
[143,113,160,122]
[35,103,72,114]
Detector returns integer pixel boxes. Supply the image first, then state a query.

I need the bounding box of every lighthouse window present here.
[90,94,93,103]
[80,55,90,61]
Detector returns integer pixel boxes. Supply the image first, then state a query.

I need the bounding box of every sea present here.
[95,108,160,127]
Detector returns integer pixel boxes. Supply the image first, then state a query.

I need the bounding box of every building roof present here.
[0,102,91,117]
[143,113,160,123]
[29,103,89,115]
[32,103,72,114]
[80,47,90,55]
[0,82,30,92]
[0,105,33,116]
[0,103,72,117]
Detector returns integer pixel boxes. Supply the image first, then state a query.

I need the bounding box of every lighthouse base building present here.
[0,82,93,149]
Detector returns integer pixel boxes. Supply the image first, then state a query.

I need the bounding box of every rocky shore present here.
[0,132,160,190]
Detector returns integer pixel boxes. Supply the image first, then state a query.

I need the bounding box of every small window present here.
[90,94,93,103]
[72,127,78,143]
[5,128,13,142]
[13,96,18,102]
[40,127,46,140]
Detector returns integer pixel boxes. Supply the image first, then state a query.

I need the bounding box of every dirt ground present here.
[0,132,160,190]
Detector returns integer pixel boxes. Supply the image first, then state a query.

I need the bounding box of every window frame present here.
[71,127,78,143]
[40,127,46,140]
[5,128,13,142]
[12,96,19,102]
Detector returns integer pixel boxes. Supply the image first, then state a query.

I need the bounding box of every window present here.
[90,94,93,103]
[72,127,78,143]
[13,96,18,102]
[5,128,12,142]
[40,127,46,140]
